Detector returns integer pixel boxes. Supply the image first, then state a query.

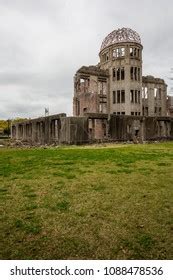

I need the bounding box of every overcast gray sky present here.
[0,0,173,119]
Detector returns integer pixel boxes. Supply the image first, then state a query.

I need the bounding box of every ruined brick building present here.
[73,28,167,117]
[12,28,173,144]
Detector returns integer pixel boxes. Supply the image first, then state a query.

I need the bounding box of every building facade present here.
[73,28,167,118]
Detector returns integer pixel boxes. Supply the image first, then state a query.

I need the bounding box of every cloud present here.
[0,0,173,119]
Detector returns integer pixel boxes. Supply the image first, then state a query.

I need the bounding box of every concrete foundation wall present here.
[144,117,172,140]
[11,113,173,145]
[109,115,173,141]
[12,114,66,145]
[109,115,143,141]
[60,117,89,144]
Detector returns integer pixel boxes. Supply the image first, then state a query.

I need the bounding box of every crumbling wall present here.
[142,76,167,117]
[109,115,172,141]
[11,113,173,145]
[109,115,144,141]
[59,117,89,144]
[73,65,109,116]
[144,117,172,140]
[167,95,173,116]
[11,113,66,145]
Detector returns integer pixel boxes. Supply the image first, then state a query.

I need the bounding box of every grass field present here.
[0,142,173,260]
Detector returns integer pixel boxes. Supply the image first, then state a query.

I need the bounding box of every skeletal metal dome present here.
[100,27,141,51]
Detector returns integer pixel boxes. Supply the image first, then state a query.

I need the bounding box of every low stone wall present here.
[11,114,89,145]
[11,113,173,145]
[60,117,89,144]
[109,115,173,141]
[11,114,66,145]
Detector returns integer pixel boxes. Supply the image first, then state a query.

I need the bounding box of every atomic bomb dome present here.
[100,27,141,51]
[11,27,171,146]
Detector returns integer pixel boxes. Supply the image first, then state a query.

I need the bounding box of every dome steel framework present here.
[100,27,141,51]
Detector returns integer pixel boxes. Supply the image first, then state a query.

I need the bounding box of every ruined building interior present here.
[12,28,173,144]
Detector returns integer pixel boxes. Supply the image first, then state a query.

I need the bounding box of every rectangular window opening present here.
[138,49,140,57]
[117,90,120,103]
[103,52,109,62]
[113,49,116,58]
[158,88,161,99]
[138,91,140,103]
[113,91,116,104]
[142,87,145,98]
[134,67,137,80]
[117,68,120,80]
[135,90,138,103]
[130,90,134,103]
[138,68,140,81]
[121,47,125,56]
[121,90,125,103]
[130,67,133,80]
[121,67,125,80]
[130,47,133,56]
[116,48,120,57]
[113,68,116,78]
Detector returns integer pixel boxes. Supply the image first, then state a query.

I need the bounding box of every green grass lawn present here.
[0,142,173,260]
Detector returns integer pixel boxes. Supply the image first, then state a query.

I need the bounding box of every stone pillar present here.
[40,122,43,144]
[23,124,26,140]
[16,124,19,139]
[32,122,37,143]
[147,83,155,116]
[55,119,58,141]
